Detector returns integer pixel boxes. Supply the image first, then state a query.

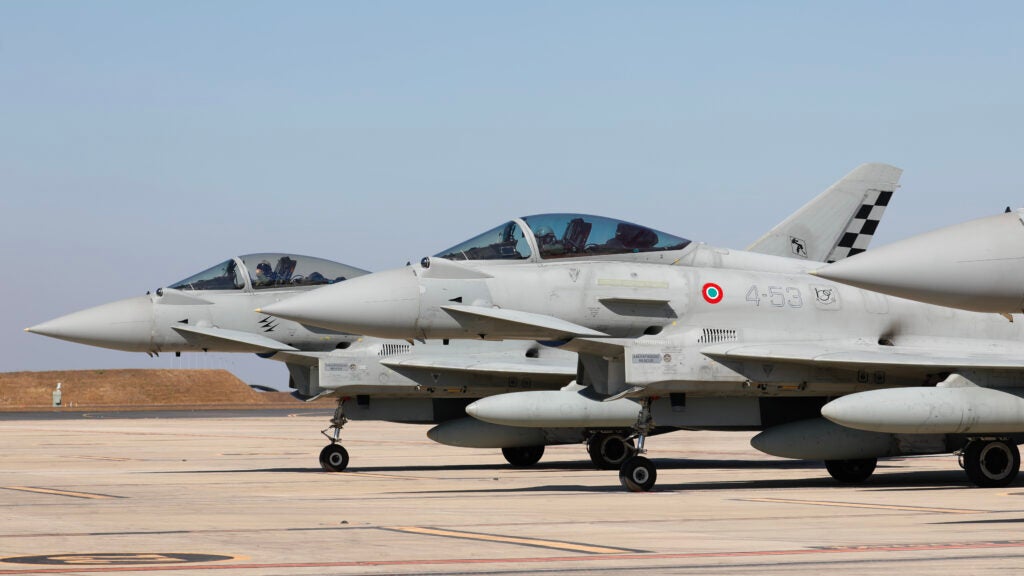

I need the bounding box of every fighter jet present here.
[28,163,901,476]
[25,253,368,382]
[24,253,592,471]
[813,209,1024,313]
[261,165,1024,493]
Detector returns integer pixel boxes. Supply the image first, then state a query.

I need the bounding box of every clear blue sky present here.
[4,1,1022,387]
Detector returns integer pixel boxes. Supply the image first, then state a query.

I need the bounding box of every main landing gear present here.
[824,458,877,483]
[961,439,1020,488]
[619,399,657,492]
[502,445,545,467]
[588,432,636,470]
[320,398,349,472]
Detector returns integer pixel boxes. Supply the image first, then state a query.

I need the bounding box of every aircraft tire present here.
[588,433,636,470]
[824,458,876,483]
[964,440,1020,488]
[502,445,545,467]
[619,456,657,492]
[320,444,349,472]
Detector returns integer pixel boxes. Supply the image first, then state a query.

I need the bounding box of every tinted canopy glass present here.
[522,214,690,259]
[434,221,532,261]
[241,254,366,290]
[169,259,244,291]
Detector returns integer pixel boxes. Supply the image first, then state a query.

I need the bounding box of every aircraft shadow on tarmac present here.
[149,458,985,493]
[400,468,977,495]
[151,457,824,476]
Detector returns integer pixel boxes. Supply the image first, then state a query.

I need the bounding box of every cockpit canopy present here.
[168,253,368,291]
[434,214,690,262]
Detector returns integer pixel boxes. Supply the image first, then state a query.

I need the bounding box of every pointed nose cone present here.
[814,211,1024,313]
[26,296,154,352]
[260,267,422,339]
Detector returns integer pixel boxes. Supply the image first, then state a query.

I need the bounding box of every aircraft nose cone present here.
[260,267,422,339]
[26,296,154,352]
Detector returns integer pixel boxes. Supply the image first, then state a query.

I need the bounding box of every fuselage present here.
[263,248,1024,398]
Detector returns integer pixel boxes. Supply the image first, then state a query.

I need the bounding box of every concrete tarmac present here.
[1,411,1022,575]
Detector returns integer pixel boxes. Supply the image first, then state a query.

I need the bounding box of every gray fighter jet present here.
[260,166,1024,493]
[24,253,588,470]
[28,164,900,476]
[26,253,367,377]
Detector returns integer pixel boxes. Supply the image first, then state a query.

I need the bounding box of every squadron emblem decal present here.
[701,283,724,304]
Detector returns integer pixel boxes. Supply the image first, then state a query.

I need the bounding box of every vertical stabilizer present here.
[746,163,902,262]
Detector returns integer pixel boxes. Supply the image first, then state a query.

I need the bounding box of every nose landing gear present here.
[619,398,657,492]
[320,398,350,472]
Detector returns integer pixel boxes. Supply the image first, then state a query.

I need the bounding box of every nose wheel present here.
[618,397,657,492]
[320,444,349,472]
[320,398,350,472]
[619,456,657,491]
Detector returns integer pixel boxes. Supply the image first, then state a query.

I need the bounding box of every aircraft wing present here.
[441,304,609,339]
[379,356,577,377]
[558,337,633,357]
[700,340,1024,370]
[171,325,299,353]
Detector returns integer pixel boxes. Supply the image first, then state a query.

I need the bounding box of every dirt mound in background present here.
[0,369,310,410]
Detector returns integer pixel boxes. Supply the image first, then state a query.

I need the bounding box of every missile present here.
[466,390,640,428]
[812,210,1024,313]
[426,417,555,448]
[821,381,1024,434]
[751,417,899,460]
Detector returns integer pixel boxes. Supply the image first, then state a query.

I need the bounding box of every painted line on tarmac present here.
[739,497,983,514]
[343,471,434,480]
[1,486,124,500]
[66,456,134,462]
[3,540,1024,573]
[383,526,641,554]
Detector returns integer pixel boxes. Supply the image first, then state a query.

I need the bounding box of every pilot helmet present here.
[257,261,272,275]
[534,225,555,243]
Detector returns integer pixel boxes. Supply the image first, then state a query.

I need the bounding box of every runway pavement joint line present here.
[3,540,1024,574]
[738,497,985,514]
[1,486,125,500]
[382,525,643,554]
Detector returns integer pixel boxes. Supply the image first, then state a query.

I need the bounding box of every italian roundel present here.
[701,282,723,304]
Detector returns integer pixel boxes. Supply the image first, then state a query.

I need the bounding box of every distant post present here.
[52,382,62,407]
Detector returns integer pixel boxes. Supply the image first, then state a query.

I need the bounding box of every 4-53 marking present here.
[745,285,803,308]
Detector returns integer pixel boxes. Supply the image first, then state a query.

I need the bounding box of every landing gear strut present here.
[962,439,1020,487]
[320,398,349,472]
[619,398,657,492]
[588,433,636,469]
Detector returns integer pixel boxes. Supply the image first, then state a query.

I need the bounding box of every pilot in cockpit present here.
[254,261,275,286]
[534,225,566,257]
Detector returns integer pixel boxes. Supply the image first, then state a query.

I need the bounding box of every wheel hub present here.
[981,444,1012,480]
